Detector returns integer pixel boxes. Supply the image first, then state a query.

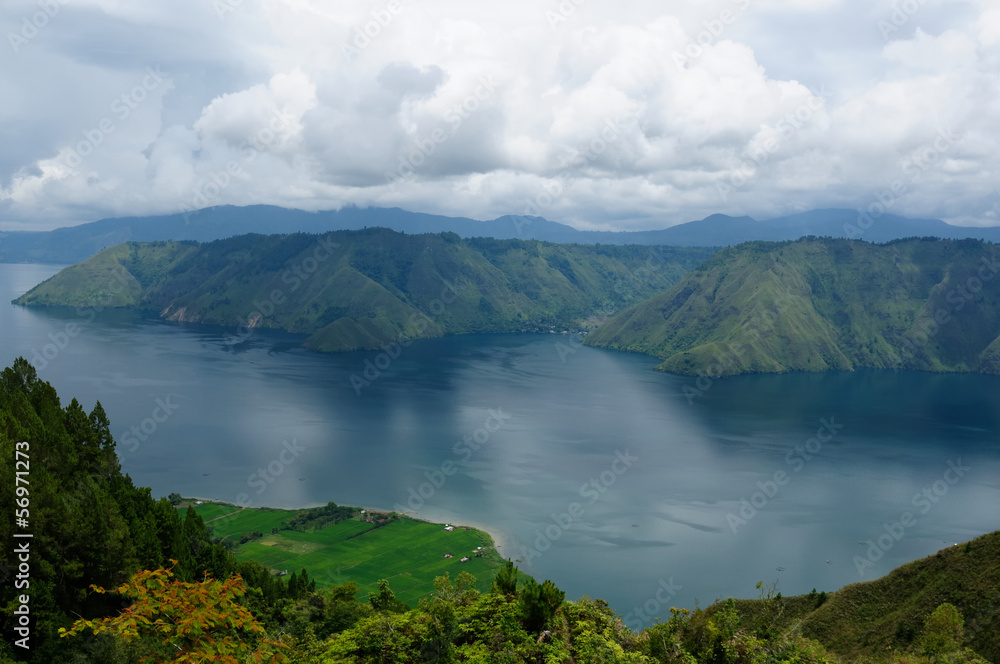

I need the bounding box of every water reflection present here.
[1,263,998,618]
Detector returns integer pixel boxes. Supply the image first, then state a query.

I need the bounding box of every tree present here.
[645,607,696,664]
[168,493,183,505]
[369,579,409,613]
[59,562,289,663]
[919,602,964,656]
[300,568,316,594]
[519,578,564,633]
[491,559,518,596]
[753,580,784,641]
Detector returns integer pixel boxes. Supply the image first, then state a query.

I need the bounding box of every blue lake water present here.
[1,262,998,625]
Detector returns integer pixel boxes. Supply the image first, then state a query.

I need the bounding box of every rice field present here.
[190,501,503,606]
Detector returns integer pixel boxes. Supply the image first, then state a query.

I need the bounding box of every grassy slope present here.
[192,502,503,608]
[721,530,1000,663]
[585,237,1000,376]
[9,241,198,307]
[14,230,713,352]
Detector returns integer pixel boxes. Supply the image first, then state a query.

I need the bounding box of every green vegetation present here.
[1,357,998,663]
[13,229,714,352]
[0,357,283,663]
[193,501,503,607]
[56,560,997,664]
[919,603,965,656]
[59,566,289,664]
[201,504,308,539]
[586,237,1000,376]
[717,531,1000,663]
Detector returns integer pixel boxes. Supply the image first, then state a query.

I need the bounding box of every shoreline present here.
[182,495,517,560]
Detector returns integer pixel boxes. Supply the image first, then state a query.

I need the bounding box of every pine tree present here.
[491,559,519,596]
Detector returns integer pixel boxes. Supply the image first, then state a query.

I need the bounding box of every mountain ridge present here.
[4,204,1000,264]
[584,236,1000,377]
[13,229,712,353]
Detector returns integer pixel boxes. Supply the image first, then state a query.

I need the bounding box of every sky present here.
[1,0,998,232]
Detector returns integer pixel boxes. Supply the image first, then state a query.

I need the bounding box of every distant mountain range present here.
[3,204,1000,264]
[585,237,1000,377]
[14,230,711,352]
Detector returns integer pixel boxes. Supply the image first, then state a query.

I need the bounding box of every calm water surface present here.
[2,263,998,622]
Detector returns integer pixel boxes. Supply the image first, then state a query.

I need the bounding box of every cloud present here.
[1,0,997,231]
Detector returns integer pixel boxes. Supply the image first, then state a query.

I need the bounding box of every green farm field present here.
[190,501,504,607]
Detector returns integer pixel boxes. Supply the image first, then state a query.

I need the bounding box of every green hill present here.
[13,230,713,352]
[585,237,1000,376]
[721,531,1000,662]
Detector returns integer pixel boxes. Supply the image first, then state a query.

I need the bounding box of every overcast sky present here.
[1,0,997,231]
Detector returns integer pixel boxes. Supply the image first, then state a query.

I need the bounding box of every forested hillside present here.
[586,237,1000,376]
[0,358,304,662]
[13,230,713,352]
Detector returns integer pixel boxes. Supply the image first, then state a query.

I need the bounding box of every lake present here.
[2,262,998,626]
